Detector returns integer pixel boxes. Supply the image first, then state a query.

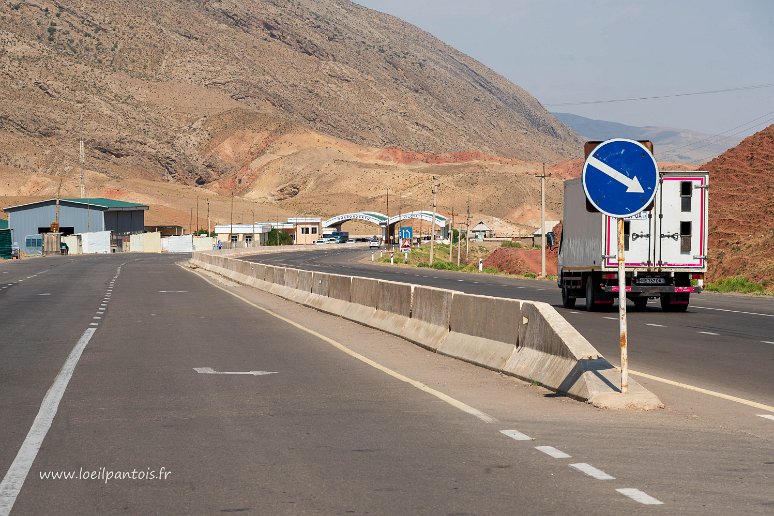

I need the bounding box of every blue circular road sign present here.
[582,139,658,218]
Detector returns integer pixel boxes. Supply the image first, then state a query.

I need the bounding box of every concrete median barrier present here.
[188,251,662,409]
[438,293,521,371]
[347,277,380,326]
[401,286,453,351]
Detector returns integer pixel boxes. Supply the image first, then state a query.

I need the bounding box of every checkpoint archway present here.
[322,212,389,239]
[387,211,449,243]
[322,211,449,243]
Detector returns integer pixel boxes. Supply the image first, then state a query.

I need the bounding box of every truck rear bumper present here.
[603,286,701,295]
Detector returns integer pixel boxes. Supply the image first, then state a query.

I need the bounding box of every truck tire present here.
[632,297,648,311]
[660,293,689,312]
[586,276,600,312]
[561,285,576,308]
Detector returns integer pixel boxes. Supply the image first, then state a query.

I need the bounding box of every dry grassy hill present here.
[703,124,774,287]
[0,0,581,190]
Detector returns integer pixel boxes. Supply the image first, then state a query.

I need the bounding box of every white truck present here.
[558,170,708,312]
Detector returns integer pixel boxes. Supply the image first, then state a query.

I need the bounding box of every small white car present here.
[369,239,381,249]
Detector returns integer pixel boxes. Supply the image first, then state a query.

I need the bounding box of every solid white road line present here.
[693,305,773,318]
[500,429,533,441]
[187,266,497,424]
[0,327,97,516]
[758,414,774,421]
[629,369,774,412]
[616,488,663,505]
[569,463,615,480]
[535,446,571,459]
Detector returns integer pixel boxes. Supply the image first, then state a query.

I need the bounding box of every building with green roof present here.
[2,198,149,254]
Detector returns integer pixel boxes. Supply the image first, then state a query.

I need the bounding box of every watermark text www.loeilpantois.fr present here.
[39,466,171,484]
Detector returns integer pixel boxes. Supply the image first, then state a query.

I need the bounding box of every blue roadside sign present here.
[399,227,412,251]
[582,139,658,218]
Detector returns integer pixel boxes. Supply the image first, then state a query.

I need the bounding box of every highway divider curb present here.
[190,251,663,410]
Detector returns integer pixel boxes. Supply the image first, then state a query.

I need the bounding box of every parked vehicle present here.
[369,239,381,249]
[558,170,708,312]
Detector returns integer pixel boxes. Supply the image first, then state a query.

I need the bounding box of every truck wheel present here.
[586,277,599,312]
[661,294,689,312]
[633,297,648,311]
[561,286,576,308]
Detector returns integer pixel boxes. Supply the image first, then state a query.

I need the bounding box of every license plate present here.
[636,277,665,285]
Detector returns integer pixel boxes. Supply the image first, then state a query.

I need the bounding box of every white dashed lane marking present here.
[698,331,719,336]
[535,446,571,459]
[603,317,617,320]
[570,463,615,480]
[758,414,774,421]
[693,305,774,318]
[762,341,774,345]
[500,429,533,441]
[616,488,663,505]
[646,323,666,327]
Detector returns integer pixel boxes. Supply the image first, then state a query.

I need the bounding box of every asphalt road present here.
[1,253,772,514]
[244,246,774,411]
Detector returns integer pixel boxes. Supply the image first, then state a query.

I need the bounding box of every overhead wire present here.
[545,83,774,107]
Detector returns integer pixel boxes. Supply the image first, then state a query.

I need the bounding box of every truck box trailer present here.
[558,171,708,311]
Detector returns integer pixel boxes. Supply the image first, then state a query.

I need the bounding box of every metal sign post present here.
[617,217,628,393]
[582,139,658,395]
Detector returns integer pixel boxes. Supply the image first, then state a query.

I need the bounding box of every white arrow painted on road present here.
[194,367,277,376]
[587,155,644,193]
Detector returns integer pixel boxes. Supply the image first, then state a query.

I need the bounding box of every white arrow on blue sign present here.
[582,139,658,218]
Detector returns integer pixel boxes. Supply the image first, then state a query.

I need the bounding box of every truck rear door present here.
[655,172,708,269]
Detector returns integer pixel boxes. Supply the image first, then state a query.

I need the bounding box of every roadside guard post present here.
[582,139,658,394]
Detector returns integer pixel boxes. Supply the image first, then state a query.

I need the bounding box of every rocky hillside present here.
[703,124,774,287]
[0,0,581,187]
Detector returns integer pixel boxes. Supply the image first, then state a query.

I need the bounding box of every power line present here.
[670,109,774,154]
[689,114,774,164]
[545,83,774,107]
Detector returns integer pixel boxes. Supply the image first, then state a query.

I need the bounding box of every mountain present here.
[702,124,774,288]
[553,112,741,164]
[0,0,581,189]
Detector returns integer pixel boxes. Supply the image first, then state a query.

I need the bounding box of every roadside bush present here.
[705,276,766,294]
[500,241,523,248]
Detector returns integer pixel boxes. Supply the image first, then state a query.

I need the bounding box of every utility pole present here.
[449,207,454,262]
[196,196,199,233]
[79,115,85,198]
[429,177,438,265]
[456,208,461,266]
[252,203,255,248]
[189,208,193,235]
[230,192,234,247]
[385,189,390,246]
[207,198,211,236]
[465,197,471,260]
[536,163,548,278]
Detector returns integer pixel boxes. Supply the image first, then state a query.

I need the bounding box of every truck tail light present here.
[691,273,704,280]
[601,273,617,280]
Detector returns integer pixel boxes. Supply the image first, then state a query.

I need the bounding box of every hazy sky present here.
[355,0,774,138]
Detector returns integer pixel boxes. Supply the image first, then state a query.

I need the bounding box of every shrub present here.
[705,276,765,294]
